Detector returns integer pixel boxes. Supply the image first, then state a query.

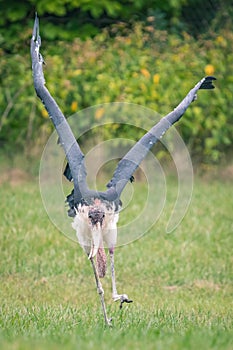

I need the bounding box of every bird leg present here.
[109,248,133,309]
[89,257,112,326]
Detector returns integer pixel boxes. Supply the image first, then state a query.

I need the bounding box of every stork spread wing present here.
[31,15,216,214]
[31,15,90,204]
[105,76,216,198]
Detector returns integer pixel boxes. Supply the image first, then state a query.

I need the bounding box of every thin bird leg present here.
[89,257,112,326]
[109,248,133,309]
[109,248,118,298]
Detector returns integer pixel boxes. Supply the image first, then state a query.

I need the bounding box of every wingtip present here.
[200,76,217,89]
[32,12,39,40]
[205,76,217,80]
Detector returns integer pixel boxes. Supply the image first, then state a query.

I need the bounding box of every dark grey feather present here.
[31,14,89,204]
[105,76,216,198]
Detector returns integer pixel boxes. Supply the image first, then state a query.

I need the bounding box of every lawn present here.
[0,175,232,349]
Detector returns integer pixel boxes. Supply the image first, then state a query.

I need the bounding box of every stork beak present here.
[88,246,98,260]
[88,223,102,259]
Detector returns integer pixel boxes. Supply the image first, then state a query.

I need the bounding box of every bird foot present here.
[105,317,113,327]
[113,294,133,309]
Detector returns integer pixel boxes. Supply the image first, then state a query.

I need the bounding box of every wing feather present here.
[106,76,216,198]
[31,15,89,204]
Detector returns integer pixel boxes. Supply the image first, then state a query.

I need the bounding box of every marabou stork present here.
[31,15,216,326]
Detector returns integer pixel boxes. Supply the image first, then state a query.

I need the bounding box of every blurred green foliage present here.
[0,0,222,45]
[0,0,201,44]
[0,1,232,164]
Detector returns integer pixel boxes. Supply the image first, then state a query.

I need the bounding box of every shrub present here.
[0,21,232,164]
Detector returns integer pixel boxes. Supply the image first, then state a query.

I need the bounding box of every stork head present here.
[88,207,105,228]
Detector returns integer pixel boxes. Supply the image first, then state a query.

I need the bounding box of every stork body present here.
[31,15,216,326]
[72,199,129,325]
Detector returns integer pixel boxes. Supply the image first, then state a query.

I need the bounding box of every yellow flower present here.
[216,35,224,44]
[73,69,82,76]
[205,64,215,76]
[215,35,226,47]
[71,101,78,112]
[153,73,160,84]
[95,107,105,120]
[41,108,48,118]
[140,82,147,92]
[151,90,158,99]
[141,68,150,78]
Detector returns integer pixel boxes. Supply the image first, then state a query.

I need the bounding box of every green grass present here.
[0,177,232,349]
